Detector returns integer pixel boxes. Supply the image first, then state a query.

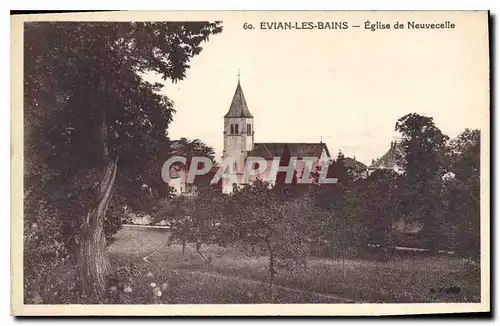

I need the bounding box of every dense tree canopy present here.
[25,21,222,213]
[24,21,222,302]
[441,129,481,258]
[395,113,450,250]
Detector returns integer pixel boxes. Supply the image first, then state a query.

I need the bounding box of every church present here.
[169,79,333,195]
[167,79,408,195]
[220,79,333,193]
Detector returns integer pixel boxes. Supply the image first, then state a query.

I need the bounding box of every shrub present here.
[23,201,81,304]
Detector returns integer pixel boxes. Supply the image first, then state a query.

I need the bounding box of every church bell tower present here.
[222,76,254,193]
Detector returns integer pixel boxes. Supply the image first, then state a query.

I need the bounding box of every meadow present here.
[107,225,481,304]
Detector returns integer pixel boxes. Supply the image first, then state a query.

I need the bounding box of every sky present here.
[146,11,489,165]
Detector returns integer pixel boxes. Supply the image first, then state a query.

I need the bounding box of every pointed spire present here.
[224,76,253,118]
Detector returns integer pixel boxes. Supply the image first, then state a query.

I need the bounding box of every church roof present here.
[248,142,330,159]
[368,141,404,170]
[224,81,253,118]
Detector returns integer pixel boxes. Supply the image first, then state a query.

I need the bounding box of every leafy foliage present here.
[179,180,315,301]
[395,113,450,250]
[170,137,216,166]
[25,20,222,244]
[360,170,401,248]
[24,21,222,303]
[440,129,481,259]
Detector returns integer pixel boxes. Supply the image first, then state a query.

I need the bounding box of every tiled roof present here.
[248,142,330,159]
[224,82,253,118]
[343,157,367,172]
[369,141,404,170]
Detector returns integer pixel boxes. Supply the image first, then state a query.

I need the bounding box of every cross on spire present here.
[237,69,240,83]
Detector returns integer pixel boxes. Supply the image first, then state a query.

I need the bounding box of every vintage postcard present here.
[11,11,490,316]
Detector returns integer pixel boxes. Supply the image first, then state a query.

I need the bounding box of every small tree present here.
[152,185,226,261]
[221,180,313,302]
[188,185,228,261]
[151,195,192,256]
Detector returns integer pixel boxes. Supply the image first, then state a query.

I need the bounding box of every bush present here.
[23,201,81,303]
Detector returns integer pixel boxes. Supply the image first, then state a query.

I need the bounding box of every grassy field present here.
[107,226,481,304]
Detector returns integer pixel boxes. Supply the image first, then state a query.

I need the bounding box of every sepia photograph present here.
[11,11,490,316]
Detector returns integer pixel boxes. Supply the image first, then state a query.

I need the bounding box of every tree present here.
[222,180,313,302]
[312,184,367,278]
[153,195,194,258]
[309,150,369,272]
[313,150,349,208]
[311,150,350,188]
[273,144,301,198]
[188,185,228,260]
[359,169,401,260]
[170,137,216,166]
[441,129,481,259]
[150,138,218,260]
[332,150,351,185]
[152,185,226,261]
[24,21,222,302]
[446,129,480,180]
[395,113,449,251]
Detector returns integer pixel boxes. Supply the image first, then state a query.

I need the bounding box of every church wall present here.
[246,156,323,186]
[223,118,254,152]
[222,115,255,194]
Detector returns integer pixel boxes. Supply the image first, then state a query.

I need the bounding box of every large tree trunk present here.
[78,157,118,302]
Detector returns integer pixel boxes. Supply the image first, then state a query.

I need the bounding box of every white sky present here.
[146,11,489,165]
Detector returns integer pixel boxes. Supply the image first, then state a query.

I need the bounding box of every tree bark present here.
[182,240,188,262]
[195,241,207,262]
[78,157,118,302]
[265,238,275,303]
[77,87,118,302]
[342,255,346,280]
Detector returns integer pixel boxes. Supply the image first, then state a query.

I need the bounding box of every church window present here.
[230,124,234,134]
[235,124,239,134]
[247,123,252,134]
